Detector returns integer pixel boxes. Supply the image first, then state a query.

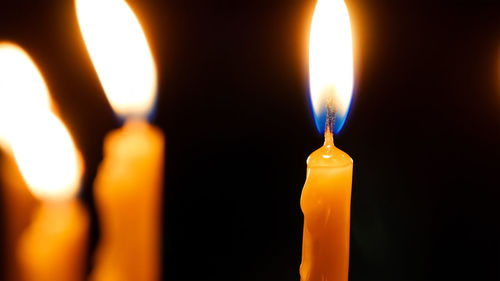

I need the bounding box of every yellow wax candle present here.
[300,131,353,281]
[0,154,35,281]
[301,0,355,280]
[91,120,164,281]
[76,0,163,279]
[17,201,89,281]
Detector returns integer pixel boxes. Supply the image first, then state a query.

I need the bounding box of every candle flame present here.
[11,113,82,201]
[76,0,157,119]
[0,42,82,201]
[0,43,52,148]
[309,0,354,134]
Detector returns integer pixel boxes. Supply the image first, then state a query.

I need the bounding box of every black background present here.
[0,0,499,280]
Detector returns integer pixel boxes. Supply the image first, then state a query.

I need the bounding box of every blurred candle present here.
[12,112,88,281]
[300,0,355,281]
[76,0,164,280]
[0,154,35,281]
[0,43,54,281]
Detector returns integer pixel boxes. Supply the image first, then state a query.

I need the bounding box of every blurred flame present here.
[0,42,82,201]
[0,43,52,148]
[309,0,354,134]
[76,0,157,119]
[11,113,82,201]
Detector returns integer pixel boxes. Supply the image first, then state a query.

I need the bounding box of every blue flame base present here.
[314,108,348,135]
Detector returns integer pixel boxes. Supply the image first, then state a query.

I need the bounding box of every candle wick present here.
[324,95,335,148]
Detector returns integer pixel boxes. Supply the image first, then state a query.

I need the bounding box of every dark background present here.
[0,0,499,280]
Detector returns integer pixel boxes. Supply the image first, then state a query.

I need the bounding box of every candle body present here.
[17,201,89,281]
[91,121,164,281]
[300,143,353,281]
[1,154,36,281]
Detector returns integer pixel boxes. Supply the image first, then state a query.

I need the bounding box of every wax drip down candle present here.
[76,0,164,280]
[300,0,355,281]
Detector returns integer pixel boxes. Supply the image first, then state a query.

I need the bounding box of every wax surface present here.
[300,139,353,281]
[91,120,164,281]
[0,154,36,281]
[17,201,89,281]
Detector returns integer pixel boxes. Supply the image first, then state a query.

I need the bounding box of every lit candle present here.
[76,0,164,280]
[300,0,355,281]
[12,112,89,281]
[0,42,59,281]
